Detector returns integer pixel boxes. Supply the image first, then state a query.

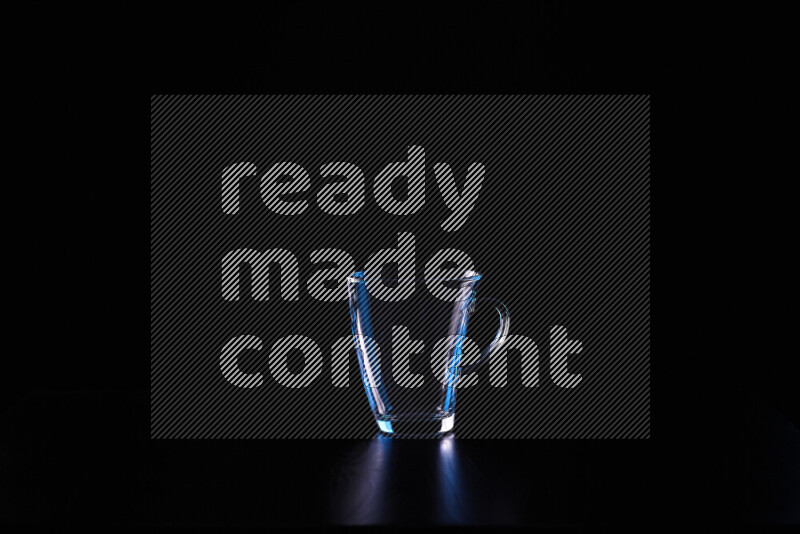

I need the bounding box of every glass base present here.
[376,414,454,436]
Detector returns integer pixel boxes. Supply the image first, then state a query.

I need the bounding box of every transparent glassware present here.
[347,270,510,436]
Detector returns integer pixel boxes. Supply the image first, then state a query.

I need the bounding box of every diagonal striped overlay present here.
[151,95,650,439]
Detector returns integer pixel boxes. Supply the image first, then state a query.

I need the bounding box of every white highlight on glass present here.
[440,414,455,432]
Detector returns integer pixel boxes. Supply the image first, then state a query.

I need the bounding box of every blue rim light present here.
[377,420,394,433]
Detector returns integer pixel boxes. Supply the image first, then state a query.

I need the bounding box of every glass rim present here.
[347,269,483,284]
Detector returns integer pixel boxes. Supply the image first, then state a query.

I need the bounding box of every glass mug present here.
[347,270,509,435]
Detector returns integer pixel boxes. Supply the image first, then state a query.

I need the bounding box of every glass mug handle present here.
[457,298,511,376]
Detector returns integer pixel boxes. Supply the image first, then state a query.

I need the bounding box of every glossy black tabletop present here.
[2,390,798,528]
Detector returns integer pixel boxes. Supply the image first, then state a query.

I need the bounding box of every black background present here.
[5,1,798,529]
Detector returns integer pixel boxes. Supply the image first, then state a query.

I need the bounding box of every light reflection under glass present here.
[329,432,479,525]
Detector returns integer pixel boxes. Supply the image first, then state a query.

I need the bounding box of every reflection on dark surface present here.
[3,391,798,526]
[328,434,394,525]
[329,432,466,525]
[329,432,494,525]
[434,434,474,524]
